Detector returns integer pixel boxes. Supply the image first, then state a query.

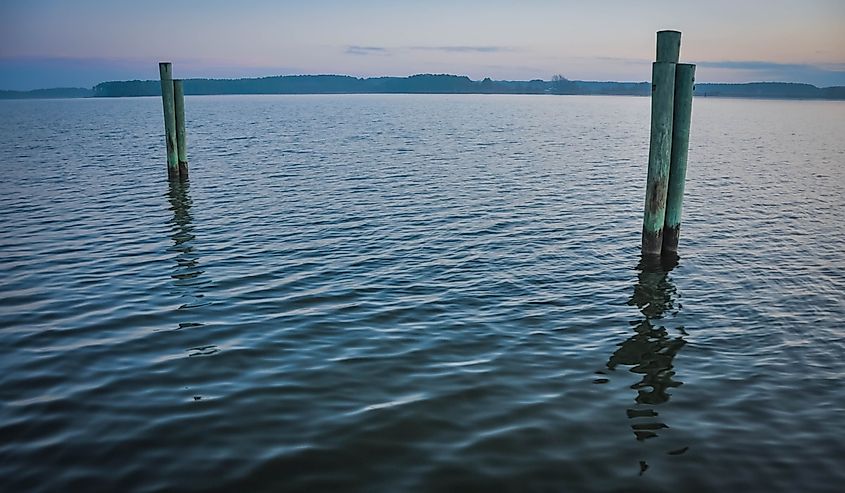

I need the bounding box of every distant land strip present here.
[2,74,844,100]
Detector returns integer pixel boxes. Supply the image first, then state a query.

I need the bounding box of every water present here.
[1,94,843,492]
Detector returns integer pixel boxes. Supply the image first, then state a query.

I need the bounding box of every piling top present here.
[159,62,173,80]
[656,30,681,63]
[676,63,696,80]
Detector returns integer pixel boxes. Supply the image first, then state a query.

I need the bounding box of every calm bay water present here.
[1,94,844,492]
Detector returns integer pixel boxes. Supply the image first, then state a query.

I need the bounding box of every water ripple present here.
[1,95,844,492]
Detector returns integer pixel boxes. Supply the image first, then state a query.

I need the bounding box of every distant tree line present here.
[693,82,845,99]
[3,75,842,99]
[0,88,93,99]
[90,74,656,97]
[91,75,843,99]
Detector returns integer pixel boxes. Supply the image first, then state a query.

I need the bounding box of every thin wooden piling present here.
[662,63,695,254]
[174,79,188,179]
[641,61,677,255]
[159,62,179,179]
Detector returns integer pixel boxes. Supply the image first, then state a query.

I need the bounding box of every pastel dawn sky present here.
[1,0,844,90]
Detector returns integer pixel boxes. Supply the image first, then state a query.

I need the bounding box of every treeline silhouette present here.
[90,74,845,99]
[0,87,93,99]
[696,82,845,99]
[3,75,842,99]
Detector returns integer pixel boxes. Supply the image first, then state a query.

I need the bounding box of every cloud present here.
[591,56,651,65]
[697,60,837,71]
[695,60,845,86]
[0,55,151,90]
[410,46,516,53]
[345,46,390,56]
[342,44,517,58]
[0,55,303,90]
[563,57,845,86]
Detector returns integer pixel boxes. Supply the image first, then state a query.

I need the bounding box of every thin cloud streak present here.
[694,60,845,86]
[342,45,517,56]
[556,56,845,86]
[696,60,843,71]
[0,55,304,90]
[345,46,390,56]
[409,46,517,53]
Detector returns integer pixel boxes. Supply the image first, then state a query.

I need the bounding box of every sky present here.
[1,0,844,90]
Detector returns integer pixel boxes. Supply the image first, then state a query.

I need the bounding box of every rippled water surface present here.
[1,95,844,492]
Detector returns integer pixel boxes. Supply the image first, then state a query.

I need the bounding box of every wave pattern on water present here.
[1,95,844,492]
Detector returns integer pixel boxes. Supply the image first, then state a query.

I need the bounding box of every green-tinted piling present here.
[662,63,695,254]
[642,61,677,256]
[174,79,188,179]
[159,62,179,179]
[656,30,681,63]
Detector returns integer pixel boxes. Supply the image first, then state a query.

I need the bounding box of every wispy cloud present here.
[345,46,390,56]
[560,56,845,86]
[342,45,518,59]
[409,46,516,53]
[696,60,839,71]
[0,55,304,90]
[590,56,651,65]
[695,60,845,86]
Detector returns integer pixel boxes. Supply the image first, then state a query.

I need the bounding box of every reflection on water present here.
[605,254,688,472]
[167,181,216,359]
[166,180,210,313]
[3,96,844,492]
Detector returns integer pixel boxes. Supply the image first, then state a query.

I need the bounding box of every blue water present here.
[1,94,844,492]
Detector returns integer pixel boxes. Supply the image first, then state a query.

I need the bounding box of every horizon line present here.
[4,71,845,92]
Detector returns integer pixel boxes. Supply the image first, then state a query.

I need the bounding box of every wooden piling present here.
[656,30,681,63]
[159,62,179,179]
[174,79,188,179]
[662,63,695,254]
[642,61,677,256]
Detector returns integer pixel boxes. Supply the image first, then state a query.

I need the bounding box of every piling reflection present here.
[167,180,208,309]
[606,254,687,453]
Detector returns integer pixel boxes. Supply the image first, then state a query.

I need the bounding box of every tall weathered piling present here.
[662,64,695,254]
[643,30,697,256]
[642,58,677,255]
[174,79,188,179]
[159,62,179,179]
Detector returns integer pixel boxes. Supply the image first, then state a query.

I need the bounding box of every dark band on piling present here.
[661,225,680,254]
